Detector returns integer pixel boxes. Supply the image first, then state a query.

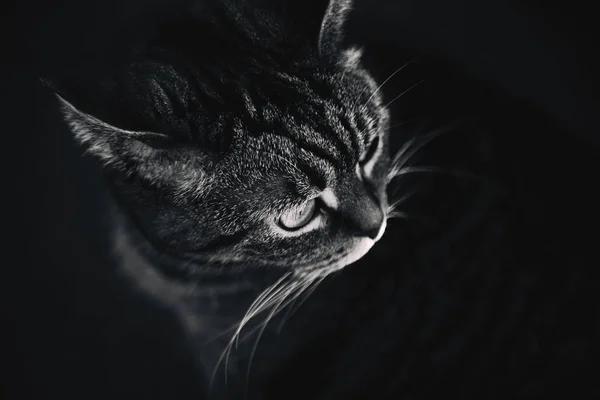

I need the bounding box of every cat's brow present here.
[312,98,359,162]
[263,128,342,168]
[336,116,362,159]
[296,159,328,190]
[243,77,362,168]
[314,117,355,162]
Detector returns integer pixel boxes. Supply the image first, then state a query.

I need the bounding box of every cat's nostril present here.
[365,225,382,240]
[363,211,385,240]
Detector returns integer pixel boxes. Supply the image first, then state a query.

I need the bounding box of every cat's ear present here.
[59,94,213,195]
[57,94,174,174]
[318,0,354,63]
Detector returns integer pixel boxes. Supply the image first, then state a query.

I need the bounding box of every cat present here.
[54,0,398,396]
[47,0,600,398]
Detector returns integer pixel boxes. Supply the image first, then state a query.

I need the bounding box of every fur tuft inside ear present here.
[57,94,171,165]
[318,0,353,63]
[56,94,212,196]
[56,94,169,156]
[340,46,364,68]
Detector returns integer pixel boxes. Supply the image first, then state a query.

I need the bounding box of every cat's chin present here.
[294,238,374,279]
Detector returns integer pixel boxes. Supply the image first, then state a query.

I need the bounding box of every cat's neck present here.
[110,203,295,389]
[109,200,283,327]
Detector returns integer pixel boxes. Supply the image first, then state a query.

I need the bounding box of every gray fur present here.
[58,31,390,276]
[55,0,398,389]
[319,0,354,62]
[57,0,393,381]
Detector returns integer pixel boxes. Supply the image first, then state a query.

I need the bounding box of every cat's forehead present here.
[238,133,338,182]
[220,66,385,182]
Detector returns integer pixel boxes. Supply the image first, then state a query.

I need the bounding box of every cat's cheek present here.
[295,236,378,278]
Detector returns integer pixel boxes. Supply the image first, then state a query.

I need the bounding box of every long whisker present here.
[282,276,326,332]
[389,165,487,183]
[387,211,414,219]
[201,321,242,347]
[386,189,416,214]
[202,279,286,348]
[388,122,433,176]
[239,273,323,344]
[235,274,293,348]
[361,54,424,107]
[276,275,325,334]
[387,211,439,226]
[210,272,292,385]
[382,80,424,110]
[390,136,417,172]
[389,118,418,129]
[388,126,452,182]
[244,282,302,392]
[273,285,309,336]
[237,281,304,343]
[227,281,292,375]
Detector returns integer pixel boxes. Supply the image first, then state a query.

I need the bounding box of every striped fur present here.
[58,0,389,278]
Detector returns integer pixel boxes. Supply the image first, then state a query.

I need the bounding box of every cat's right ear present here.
[57,94,173,174]
[318,0,354,63]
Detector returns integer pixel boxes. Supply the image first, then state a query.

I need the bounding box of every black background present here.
[3,0,599,398]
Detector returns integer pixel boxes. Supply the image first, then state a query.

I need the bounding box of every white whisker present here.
[361,55,423,107]
[210,272,292,386]
[276,275,325,334]
[388,126,451,182]
[237,282,304,343]
[235,274,293,347]
[387,211,412,219]
[381,80,424,110]
[387,211,438,226]
[387,190,416,214]
[389,165,485,182]
[244,282,301,392]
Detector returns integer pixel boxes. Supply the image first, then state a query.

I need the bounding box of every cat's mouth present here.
[294,224,386,278]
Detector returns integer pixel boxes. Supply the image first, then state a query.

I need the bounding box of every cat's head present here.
[58,0,390,277]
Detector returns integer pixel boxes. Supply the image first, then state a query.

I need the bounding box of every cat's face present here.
[190,64,390,275]
[58,0,389,277]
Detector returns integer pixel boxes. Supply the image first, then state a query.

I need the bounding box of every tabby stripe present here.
[340,117,362,159]
[319,124,351,163]
[264,130,341,168]
[334,116,360,161]
[297,159,328,189]
[300,101,351,162]
[290,135,342,168]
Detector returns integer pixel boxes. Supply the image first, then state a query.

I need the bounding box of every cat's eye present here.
[279,199,317,230]
[359,136,380,166]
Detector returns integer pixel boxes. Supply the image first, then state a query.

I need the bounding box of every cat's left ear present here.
[56,94,175,176]
[318,0,354,63]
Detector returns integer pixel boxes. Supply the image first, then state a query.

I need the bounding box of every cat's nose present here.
[343,192,385,240]
[360,202,385,240]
